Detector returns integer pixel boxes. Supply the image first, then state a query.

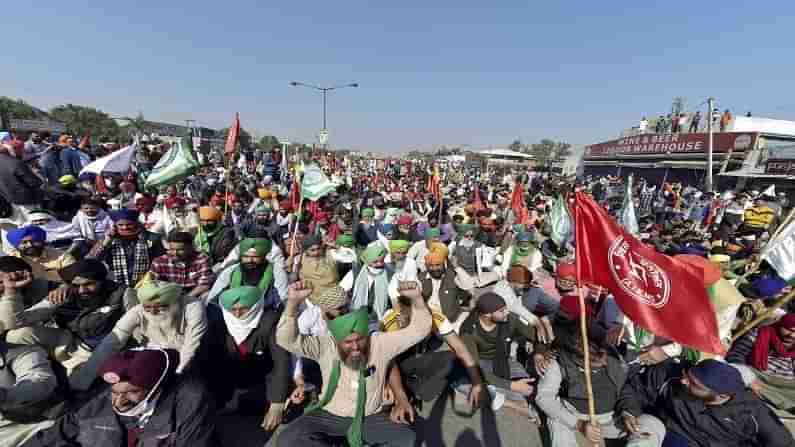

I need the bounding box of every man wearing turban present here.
[298,235,340,301]
[329,234,358,280]
[69,280,207,391]
[86,209,165,287]
[500,230,543,274]
[340,242,394,323]
[276,280,432,447]
[406,227,443,273]
[448,223,502,291]
[194,206,238,272]
[207,237,289,309]
[416,243,471,330]
[354,208,379,249]
[6,225,75,282]
[9,259,135,374]
[22,348,216,447]
[198,286,292,431]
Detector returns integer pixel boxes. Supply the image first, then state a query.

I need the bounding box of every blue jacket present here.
[40,147,83,185]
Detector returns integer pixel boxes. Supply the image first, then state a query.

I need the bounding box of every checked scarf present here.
[110,237,151,287]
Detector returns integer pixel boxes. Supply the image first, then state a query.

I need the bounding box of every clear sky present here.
[4,1,794,152]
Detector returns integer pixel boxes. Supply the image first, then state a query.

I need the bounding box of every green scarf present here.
[230,263,274,292]
[510,244,536,266]
[195,225,221,256]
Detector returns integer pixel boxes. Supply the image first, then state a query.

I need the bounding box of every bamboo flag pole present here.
[732,288,795,342]
[734,207,795,287]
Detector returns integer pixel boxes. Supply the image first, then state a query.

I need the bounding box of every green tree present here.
[529,139,572,170]
[0,97,42,131]
[49,103,120,141]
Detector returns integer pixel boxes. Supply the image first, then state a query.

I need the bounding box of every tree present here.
[508,139,523,152]
[49,103,120,141]
[257,135,281,150]
[529,139,572,170]
[0,97,42,131]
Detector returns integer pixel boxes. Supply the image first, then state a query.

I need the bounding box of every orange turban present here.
[198,206,223,221]
[425,242,449,266]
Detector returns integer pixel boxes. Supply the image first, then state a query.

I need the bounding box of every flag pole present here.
[734,207,795,287]
[732,288,795,342]
[573,193,598,435]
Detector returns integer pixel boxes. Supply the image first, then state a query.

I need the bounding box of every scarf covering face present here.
[750,313,795,371]
[308,307,370,447]
[219,286,265,345]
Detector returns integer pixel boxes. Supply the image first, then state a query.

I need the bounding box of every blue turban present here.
[689,359,744,394]
[753,274,787,298]
[7,226,47,249]
[110,209,140,223]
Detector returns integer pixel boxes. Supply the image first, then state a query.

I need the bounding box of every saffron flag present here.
[427,166,441,200]
[575,192,724,354]
[510,181,529,225]
[224,112,240,155]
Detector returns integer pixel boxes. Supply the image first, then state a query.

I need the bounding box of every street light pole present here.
[289,81,358,149]
[706,97,715,192]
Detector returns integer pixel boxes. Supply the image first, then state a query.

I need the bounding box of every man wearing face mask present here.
[207,238,288,309]
[21,348,215,447]
[354,208,379,249]
[86,209,165,288]
[194,206,238,273]
[240,202,283,243]
[341,242,395,325]
[6,226,75,282]
[162,196,198,236]
[70,280,207,391]
[71,196,112,241]
[198,286,292,430]
[9,259,134,373]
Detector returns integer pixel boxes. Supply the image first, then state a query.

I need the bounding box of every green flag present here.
[549,195,573,247]
[144,137,200,189]
[301,162,336,201]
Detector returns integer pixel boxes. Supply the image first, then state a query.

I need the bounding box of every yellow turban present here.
[425,242,449,266]
[198,206,223,221]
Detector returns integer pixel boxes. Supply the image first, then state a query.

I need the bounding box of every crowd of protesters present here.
[0,128,793,446]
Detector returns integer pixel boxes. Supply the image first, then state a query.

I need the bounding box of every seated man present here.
[149,231,215,299]
[491,265,554,343]
[417,245,471,331]
[728,313,795,413]
[276,280,432,447]
[0,257,52,311]
[21,348,215,447]
[9,260,134,373]
[6,226,75,282]
[199,286,291,431]
[381,291,484,406]
[207,238,288,309]
[71,196,113,242]
[195,206,239,273]
[536,322,664,447]
[341,242,395,325]
[406,228,442,273]
[500,230,543,274]
[69,281,207,391]
[297,235,339,301]
[618,359,795,447]
[459,293,537,414]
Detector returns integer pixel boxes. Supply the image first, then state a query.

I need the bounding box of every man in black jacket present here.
[20,348,216,447]
[198,286,291,432]
[0,140,44,226]
[617,359,795,447]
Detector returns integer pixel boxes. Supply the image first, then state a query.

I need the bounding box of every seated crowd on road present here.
[0,131,794,446]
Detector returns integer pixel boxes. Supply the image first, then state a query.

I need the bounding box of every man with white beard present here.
[386,240,418,306]
[68,280,207,391]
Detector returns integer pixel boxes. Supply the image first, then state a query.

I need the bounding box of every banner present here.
[145,138,200,189]
[585,132,757,157]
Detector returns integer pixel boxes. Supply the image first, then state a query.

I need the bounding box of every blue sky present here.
[4,1,794,152]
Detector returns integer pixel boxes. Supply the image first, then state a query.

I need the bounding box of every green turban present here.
[389,240,411,253]
[512,224,526,233]
[255,203,272,214]
[219,286,262,310]
[240,238,272,257]
[456,223,477,235]
[327,308,370,341]
[361,208,375,218]
[424,228,441,240]
[336,234,355,248]
[138,280,182,306]
[361,242,386,264]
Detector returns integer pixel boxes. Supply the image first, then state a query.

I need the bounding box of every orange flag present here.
[224,113,240,155]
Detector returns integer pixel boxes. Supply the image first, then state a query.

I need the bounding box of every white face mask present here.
[367,266,384,275]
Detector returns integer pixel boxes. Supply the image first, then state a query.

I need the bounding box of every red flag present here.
[472,186,484,211]
[574,192,723,354]
[79,135,90,150]
[224,113,240,155]
[510,182,529,225]
[427,166,441,200]
[288,176,301,211]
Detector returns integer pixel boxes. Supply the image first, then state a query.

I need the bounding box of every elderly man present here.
[21,348,216,447]
[25,209,79,244]
[240,202,283,242]
[329,234,358,280]
[86,209,165,288]
[149,231,214,299]
[162,196,198,236]
[195,206,238,272]
[406,228,442,273]
[276,280,432,447]
[6,226,75,282]
[340,242,395,324]
[207,238,289,309]
[9,259,134,373]
[199,286,292,430]
[354,208,379,249]
[69,280,207,391]
[500,230,543,274]
[416,245,471,331]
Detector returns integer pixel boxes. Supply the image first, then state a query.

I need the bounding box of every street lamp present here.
[289,81,358,147]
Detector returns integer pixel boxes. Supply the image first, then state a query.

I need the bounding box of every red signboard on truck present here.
[585,132,757,157]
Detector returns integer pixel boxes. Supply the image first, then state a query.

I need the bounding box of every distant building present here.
[477,148,535,169]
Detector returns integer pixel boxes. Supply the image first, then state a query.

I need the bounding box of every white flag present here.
[762,218,795,282]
